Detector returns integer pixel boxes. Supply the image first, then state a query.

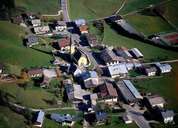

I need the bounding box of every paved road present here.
[143,59,178,65]
[60,0,70,22]
[123,104,151,128]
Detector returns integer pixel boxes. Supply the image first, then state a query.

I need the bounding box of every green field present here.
[125,14,174,36]
[15,0,59,14]
[119,0,162,15]
[68,0,123,20]
[0,21,52,75]
[0,105,27,128]
[103,24,178,62]
[0,83,58,109]
[161,0,178,27]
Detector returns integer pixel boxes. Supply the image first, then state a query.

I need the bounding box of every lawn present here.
[0,105,27,128]
[0,21,52,75]
[15,0,59,14]
[125,14,174,36]
[103,23,178,62]
[0,83,57,109]
[68,0,123,20]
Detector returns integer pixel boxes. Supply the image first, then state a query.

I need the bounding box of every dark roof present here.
[144,66,157,73]
[26,35,38,43]
[73,48,82,61]
[96,112,107,121]
[51,113,73,123]
[108,15,122,22]
[100,48,119,64]
[98,82,118,98]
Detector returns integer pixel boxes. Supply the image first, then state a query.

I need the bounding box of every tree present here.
[24,108,33,125]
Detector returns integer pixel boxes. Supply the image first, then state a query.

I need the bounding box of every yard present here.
[15,0,59,14]
[0,21,52,75]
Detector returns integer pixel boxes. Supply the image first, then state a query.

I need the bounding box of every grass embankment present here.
[15,0,59,14]
[68,0,123,20]
[0,21,52,75]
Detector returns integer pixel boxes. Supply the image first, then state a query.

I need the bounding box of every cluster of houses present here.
[12,13,176,128]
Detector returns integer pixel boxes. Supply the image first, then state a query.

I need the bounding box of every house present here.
[155,63,172,74]
[51,113,75,127]
[113,47,133,58]
[31,19,41,27]
[80,71,99,88]
[69,64,82,76]
[97,81,118,105]
[65,84,90,102]
[154,107,175,124]
[129,48,143,59]
[116,80,142,104]
[95,112,107,125]
[84,33,98,47]
[57,37,70,50]
[25,34,39,47]
[107,63,128,78]
[73,48,90,67]
[79,25,88,34]
[100,48,120,65]
[144,95,166,108]
[43,68,57,78]
[142,66,157,76]
[55,21,67,31]
[27,68,43,78]
[75,19,86,27]
[122,113,133,124]
[33,26,50,34]
[33,110,45,128]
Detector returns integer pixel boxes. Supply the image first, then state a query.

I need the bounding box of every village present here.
[0,0,178,128]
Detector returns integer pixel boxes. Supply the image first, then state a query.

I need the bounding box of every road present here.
[60,0,70,22]
[143,59,178,65]
[123,104,151,128]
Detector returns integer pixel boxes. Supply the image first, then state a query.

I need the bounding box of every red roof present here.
[58,38,70,48]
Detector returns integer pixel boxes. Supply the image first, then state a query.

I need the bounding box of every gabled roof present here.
[146,96,165,106]
[81,71,98,80]
[99,82,118,98]
[108,63,128,76]
[58,37,70,48]
[27,68,43,76]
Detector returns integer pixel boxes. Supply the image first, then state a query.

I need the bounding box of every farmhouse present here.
[116,80,142,104]
[80,71,99,88]
[97,81,118,105]
[33,110,45,128]
[142,66,157,76]
[129,48,143,59]
[51,113,75,127]
[100,48,119,65]
[33,26,50,34]
[107,63,128,78]
[55,21,67,31]
[31,19,41,27]
[27,68,43,78]
[113,47,133,58]
[25,34,39,47]
[75,19,86,27]
[155,63,172,74]
[79,25,89,34]
[144,95,166,108]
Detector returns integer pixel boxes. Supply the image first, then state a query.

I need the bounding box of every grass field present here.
[0,83,57,109]
[125,14,174,36]
[161,0,178,27]
[15,0,59,14]
[0,105,27,128]
[119,0,162,15]
[68,0,123,20]
[0,21,52,75]
[103,24,178,62]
